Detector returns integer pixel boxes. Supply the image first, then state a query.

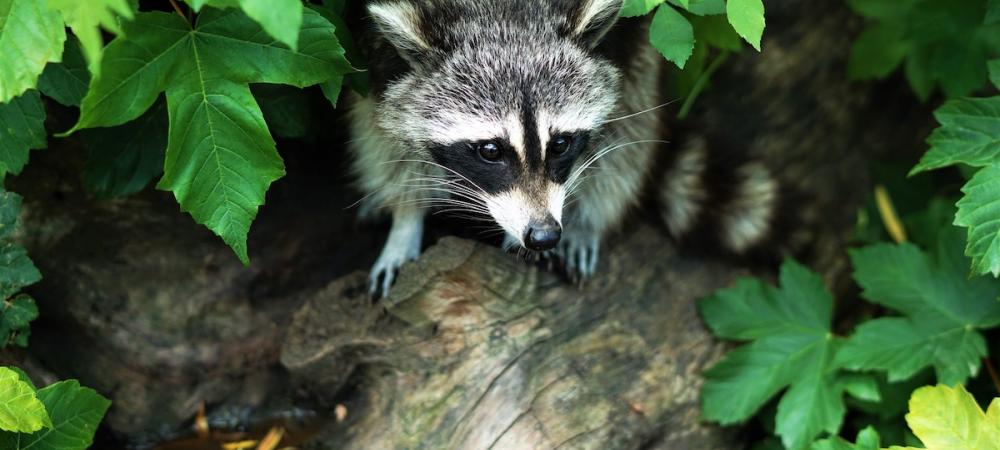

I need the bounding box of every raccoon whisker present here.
[431,210,492,221]
[598,99,679,125]
[566,139,669,193]
[404,177,487,201]
[401,190,491,213]
[383,159,491,198]
[389,178,489,204]
[394,196,491,213]
[564,175,598,204]
[397,183,486,203]
[394,199,491,214]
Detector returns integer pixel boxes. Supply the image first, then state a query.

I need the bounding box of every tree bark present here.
[283,230,743,449]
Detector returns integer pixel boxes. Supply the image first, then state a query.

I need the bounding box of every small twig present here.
[874,185,907,243]
[168,0,190,25]
[984,357,1000,395]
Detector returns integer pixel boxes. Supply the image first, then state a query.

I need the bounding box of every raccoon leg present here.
[369,206,425,298]
[556,138,657,280]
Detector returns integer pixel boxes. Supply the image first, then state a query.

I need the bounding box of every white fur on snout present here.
[547,183,565,224]
[488,185,566,248]
[486,189,533,246]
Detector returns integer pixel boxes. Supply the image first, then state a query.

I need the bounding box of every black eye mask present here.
[546,131,589,184]
[429,139,521,195]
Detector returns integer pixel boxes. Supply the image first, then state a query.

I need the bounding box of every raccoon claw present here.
[368,264,399,300]
[556,232,600,282]
[369,253,416,299]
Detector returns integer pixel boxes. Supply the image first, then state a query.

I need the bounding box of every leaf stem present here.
[677,50,730,120]
[985,357,1000,395]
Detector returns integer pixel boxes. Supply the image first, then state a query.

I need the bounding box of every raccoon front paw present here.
[369,239,422,299]
[555,230,601,282]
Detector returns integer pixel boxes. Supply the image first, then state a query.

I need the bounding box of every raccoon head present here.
[369,0,624,251]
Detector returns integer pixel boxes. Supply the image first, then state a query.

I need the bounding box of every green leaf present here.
[320,76,343,108]
[37,38,90,107]
[3,295,37,330]
[0,0,66,103]
[188,0,304,50]
[1,295,38,347]
[680,0,726,16]
[840,374,881,403]
[848,23,909,80]
[82,100,167,198]
[0,190,20,239]
[9,368,35,391]
[0,90,46,181]
[0,190,40,300]
[700,260,848,449]
[71,8,350,261]
[811,426,880,450]
[987,0,1000,25]
[73,8,350,130]
[989,59,1000,89]
[848,0,997,100]
[0,243,42,300]
[0,367,49,433]
[890,384,1000,450]
[0,379,111,450]
[0,190,40,301]
[846,0,919,20]
[621,0,664,17]
[726,0,764,51]
[69,12,189,132]
[254,84,312,139]
[838,228,1000,384]
[911,96,1000,174]
[159,77,283,264]
[649,5,695,69]
[956,166,1000,276]
[690,13,742,52]
[46,0,133,76]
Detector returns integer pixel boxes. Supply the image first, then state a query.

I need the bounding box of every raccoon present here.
[348,0,781,296]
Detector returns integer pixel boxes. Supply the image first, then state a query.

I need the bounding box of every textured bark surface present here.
[1,0,934,448]
[283,231,740,449]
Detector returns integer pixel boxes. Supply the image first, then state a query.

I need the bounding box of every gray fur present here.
[348,0,776,295]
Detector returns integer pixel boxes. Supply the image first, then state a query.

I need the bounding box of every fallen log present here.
[283,229,743,449]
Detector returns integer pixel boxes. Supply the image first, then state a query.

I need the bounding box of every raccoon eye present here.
[476,141,502,162]
[550,135,572,155]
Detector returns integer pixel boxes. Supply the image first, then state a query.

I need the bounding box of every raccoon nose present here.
[524,219,562,251]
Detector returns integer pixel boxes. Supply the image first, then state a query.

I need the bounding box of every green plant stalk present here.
[677,50,730,119]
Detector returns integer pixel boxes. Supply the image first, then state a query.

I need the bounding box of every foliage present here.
[0,0,353,264]
[812,427,880,450]
[889,384,1000,450]
[814,385,1000,450]
[0,369,111,450]
[621,0,761,117]
[907,63,1000,276]
[846,0,1000,100]
[837,228,1000,384]
[0,367,49,434]
[621,0,763,69]
[0,190,39,349]
[700,219,1000,449]
[700,260,871,449]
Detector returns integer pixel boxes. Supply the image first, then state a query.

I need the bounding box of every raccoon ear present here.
[368,2,432,64]
[570,0,623,48]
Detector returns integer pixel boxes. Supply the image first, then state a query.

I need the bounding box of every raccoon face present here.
[369,0,624,250]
